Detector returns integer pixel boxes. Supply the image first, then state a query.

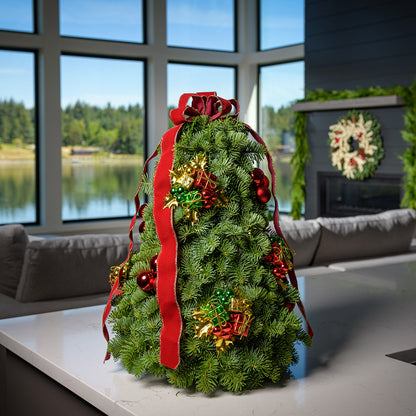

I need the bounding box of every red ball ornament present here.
[136,271,155,291]
[138,203,147,219]
[150,255,158,272]
[138,221,145,233]
[256,184,271,203]
[262,176,270,187]
[250,168,265,187]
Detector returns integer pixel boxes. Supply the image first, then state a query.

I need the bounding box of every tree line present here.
[0,99,144,155]
[0,99,294,155]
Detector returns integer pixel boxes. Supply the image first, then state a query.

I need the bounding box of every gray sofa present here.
[0,227,135,319]
[1,208,415,319]
[279,208,416,270]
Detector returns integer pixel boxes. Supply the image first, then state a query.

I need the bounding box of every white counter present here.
[1,261,416,416]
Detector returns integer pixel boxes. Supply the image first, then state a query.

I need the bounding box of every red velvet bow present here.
[170,92,239,125]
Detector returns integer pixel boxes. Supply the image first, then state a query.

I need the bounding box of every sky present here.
[0,0,304,110]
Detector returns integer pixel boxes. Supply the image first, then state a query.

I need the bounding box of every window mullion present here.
[36,0,63,231]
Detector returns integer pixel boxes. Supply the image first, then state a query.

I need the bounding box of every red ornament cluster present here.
[136,254,158,292]
[250,168,271,203]
[264,239,289,280]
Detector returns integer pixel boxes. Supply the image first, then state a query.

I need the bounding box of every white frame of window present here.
[0,0,303,235]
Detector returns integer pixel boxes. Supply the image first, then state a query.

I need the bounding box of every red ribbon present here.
[153,124,182,369]
[245,125,313,339]
[154,92,239,369]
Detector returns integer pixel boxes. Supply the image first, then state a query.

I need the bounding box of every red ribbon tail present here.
[102,145,161,362]
[245,125,313,340]
[153,125,183,369]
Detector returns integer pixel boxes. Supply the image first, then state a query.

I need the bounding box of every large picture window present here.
[167,0,235,51]
[60,0,144,43]
[0,0,34,33]
[259,0,304,50]
[167,63,236,109]
[60,56,144,221]
[259,61,305,213]
[0,50,36,225]
[0,2,304,232]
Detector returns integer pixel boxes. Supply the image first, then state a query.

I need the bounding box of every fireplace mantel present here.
[291,95,404,112]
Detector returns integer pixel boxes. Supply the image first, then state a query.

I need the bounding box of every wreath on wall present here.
[328,110,384,180]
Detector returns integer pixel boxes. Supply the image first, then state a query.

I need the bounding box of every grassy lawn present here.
[0,143,35,160]
[0,144,143,164]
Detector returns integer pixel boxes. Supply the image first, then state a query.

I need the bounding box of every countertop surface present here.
[1,261,416,416]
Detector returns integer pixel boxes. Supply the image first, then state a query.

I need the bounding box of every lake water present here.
[0,157,294,225]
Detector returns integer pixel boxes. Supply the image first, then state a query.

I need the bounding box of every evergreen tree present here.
[105,95,312,393]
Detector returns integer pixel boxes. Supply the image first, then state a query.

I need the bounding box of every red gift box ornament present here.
[229,312,253,337]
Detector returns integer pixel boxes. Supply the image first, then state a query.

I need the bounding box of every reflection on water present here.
[0,163,37,224]
[62,160,143,221]
[0,155,294,224]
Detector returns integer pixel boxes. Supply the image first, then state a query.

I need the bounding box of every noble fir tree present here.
[104,93,312,393]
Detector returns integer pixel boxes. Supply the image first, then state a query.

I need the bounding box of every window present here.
[167,0,235,51]
[60,0,144,43]
[0,2,304,232]
[167,63,236,109]
[259,0,304,50]
[0,0,34,33]
[60,56,144,221]
[259,61,305,213]
[0,50,36,225]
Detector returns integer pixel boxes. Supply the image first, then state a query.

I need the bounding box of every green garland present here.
[290,80,416,219]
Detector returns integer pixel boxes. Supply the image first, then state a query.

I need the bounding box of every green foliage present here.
[291,81,416,217]
[0,99,144,155]
[400,81,416,210]
[61,101,144,154]
[107,115,311,393]
[290,112,309,219]
[0,99,34,144]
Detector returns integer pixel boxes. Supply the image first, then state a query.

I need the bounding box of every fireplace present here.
[318,172,403,217]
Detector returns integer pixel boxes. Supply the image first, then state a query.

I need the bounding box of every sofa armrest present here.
[0,224,28,297]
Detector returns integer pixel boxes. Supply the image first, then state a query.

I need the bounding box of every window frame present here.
[0,0,304,235]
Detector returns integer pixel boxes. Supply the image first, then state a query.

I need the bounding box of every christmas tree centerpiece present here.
[102,92,312,393]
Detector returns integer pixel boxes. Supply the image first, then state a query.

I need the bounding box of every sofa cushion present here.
[16,234,135,302]
[0,224,28,297]
[313,209,416,265]
[278,219,321,267]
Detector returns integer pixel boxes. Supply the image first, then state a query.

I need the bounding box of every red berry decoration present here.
[138,221,145,233]
[256,184,271,203]
[136,271,155,292]
[273,261,288,279]
[150,255,158,272]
